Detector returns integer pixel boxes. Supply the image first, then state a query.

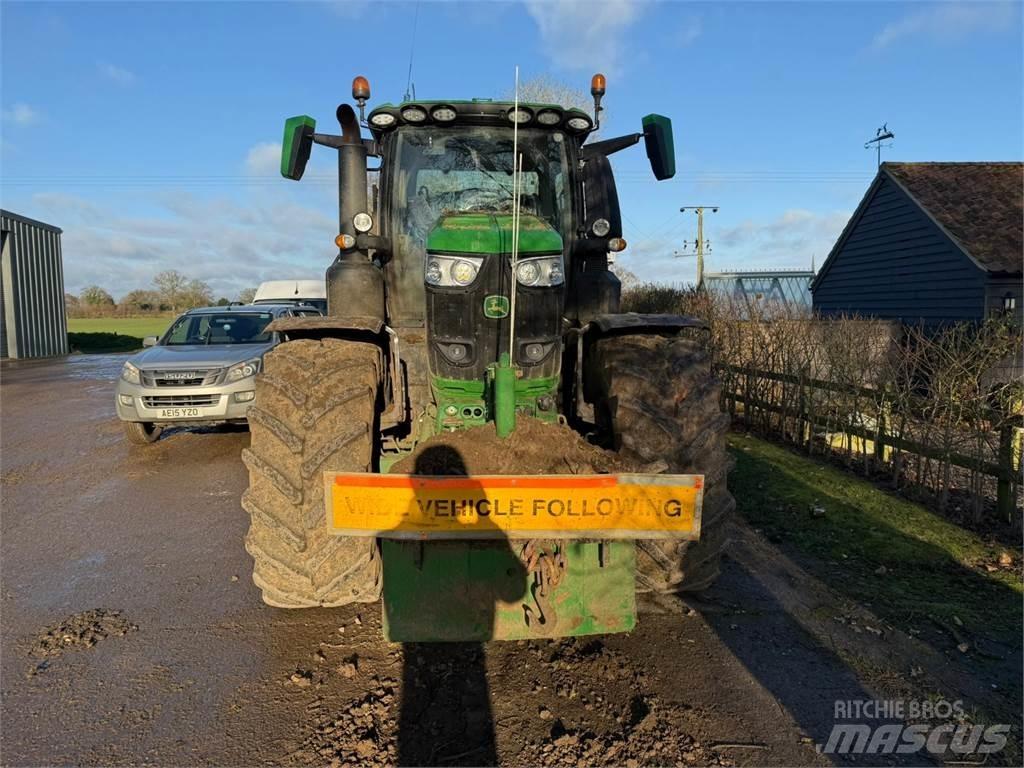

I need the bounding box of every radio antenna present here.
[402,2,420,102]
[495,65,522,439]
[509,66,521,362]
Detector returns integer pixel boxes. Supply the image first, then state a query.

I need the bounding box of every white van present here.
[253,280,327,313]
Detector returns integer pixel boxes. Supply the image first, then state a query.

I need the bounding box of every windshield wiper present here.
[444,140,515,197]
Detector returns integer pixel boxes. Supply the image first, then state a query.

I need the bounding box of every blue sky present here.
[2,0,1021,299]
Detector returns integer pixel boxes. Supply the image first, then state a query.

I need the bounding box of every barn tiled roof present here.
[883,162,1023,275]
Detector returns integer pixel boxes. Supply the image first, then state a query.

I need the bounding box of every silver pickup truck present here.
[115,303,320,444]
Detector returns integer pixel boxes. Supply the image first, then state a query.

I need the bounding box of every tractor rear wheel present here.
[591,334,734,594]
[242,338,383,608]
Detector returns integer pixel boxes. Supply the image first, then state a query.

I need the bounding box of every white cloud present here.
[245,142,282,176]
[525,0,647,74]
[623,208,850,284]
[98,62,137,85]
[714,209,849,269]
[30,191,336,300]
[2,103,40,125]
[871,1,1015,49]
[677,16,702,47]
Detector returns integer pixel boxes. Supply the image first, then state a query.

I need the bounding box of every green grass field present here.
[67,317,174,338]
[67,316,174,353]
[730,433,1022,640]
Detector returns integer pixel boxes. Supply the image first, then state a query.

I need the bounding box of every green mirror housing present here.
[641,114,675,181]
[281,115,316,180]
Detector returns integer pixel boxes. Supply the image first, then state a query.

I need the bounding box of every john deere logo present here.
[483,295,509,319]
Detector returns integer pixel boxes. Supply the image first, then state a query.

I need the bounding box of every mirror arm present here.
[313,133,344,148]
[581,133,642,160]
[356,233,391,257]
[312,134,381,157]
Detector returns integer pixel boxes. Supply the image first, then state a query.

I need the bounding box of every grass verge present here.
[728,433,1022,642]
[67,317,173,338]
[67,317,174,354]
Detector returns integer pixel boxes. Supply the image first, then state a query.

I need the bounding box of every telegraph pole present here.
[676,206,718,287]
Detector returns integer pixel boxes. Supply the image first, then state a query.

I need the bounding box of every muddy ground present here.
[0,354,1017,766]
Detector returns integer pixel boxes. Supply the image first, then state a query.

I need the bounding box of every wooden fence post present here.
[997,423,1016,522]
[874,405,886,467]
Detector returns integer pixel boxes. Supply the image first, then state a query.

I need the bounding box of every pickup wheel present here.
[242,338,384,608]
[123,421,162,445]
[591,334,735,594]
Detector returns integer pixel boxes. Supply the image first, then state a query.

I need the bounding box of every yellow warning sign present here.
[325,473,704,540]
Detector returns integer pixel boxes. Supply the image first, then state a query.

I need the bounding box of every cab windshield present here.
[163,312,275,345]
[393,126,571,244]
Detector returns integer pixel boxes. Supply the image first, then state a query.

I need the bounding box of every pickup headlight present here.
[121,361,141,385]
[425,254,484,287]
[225,358,261,383]
[515,256,564,287]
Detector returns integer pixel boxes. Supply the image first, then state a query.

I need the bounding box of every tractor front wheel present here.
[242,338,383,608]
[591,334,734,594]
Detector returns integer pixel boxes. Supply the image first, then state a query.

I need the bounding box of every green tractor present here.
[241,74,733,641]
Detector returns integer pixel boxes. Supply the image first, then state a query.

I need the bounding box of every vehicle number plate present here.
[159,407,201,419]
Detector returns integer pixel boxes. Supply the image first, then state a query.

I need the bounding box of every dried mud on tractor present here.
[390,419,638,476]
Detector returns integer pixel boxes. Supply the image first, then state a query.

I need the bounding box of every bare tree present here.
[80,285,114,306]
[153,270,189,312]
[120,289,161,312]
[237,287,257,304]
[180,279,213,309]
[610,263,640,290]
[507,75,599,128]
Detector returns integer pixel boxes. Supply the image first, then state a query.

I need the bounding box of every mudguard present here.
[266,316,405,427]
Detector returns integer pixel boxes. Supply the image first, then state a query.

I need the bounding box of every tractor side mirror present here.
[642,114,675,181]
[281,115,316,180]
[582,154,622,240]
[142,335,158,347]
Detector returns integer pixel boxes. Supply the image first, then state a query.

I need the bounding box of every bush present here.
[68,332,143,354]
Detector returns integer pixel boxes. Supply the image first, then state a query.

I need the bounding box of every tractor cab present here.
[279,76,676,434]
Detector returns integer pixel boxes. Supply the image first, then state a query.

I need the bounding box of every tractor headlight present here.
[536,109,562,126]
[564,111,593,132]
[515,260,540,286]
[424,254,484,287]
[121,361,141,385]
[369,111,397,128]
[507,107,533,124]
[515,256,564,287]
[225,358,261,383]
[401,106,428,123]
[431,106,457,122]
[451,260,479,285]
[353,212,373,233]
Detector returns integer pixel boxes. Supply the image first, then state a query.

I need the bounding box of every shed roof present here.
[883,162,1022,275]
[1,209,63,235]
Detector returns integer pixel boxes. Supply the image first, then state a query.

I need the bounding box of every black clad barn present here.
[812,162,1022,326]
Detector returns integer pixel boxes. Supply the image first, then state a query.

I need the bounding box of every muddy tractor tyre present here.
[591,334,734,594]
[123,421,162,445]
[241,338,383,608]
